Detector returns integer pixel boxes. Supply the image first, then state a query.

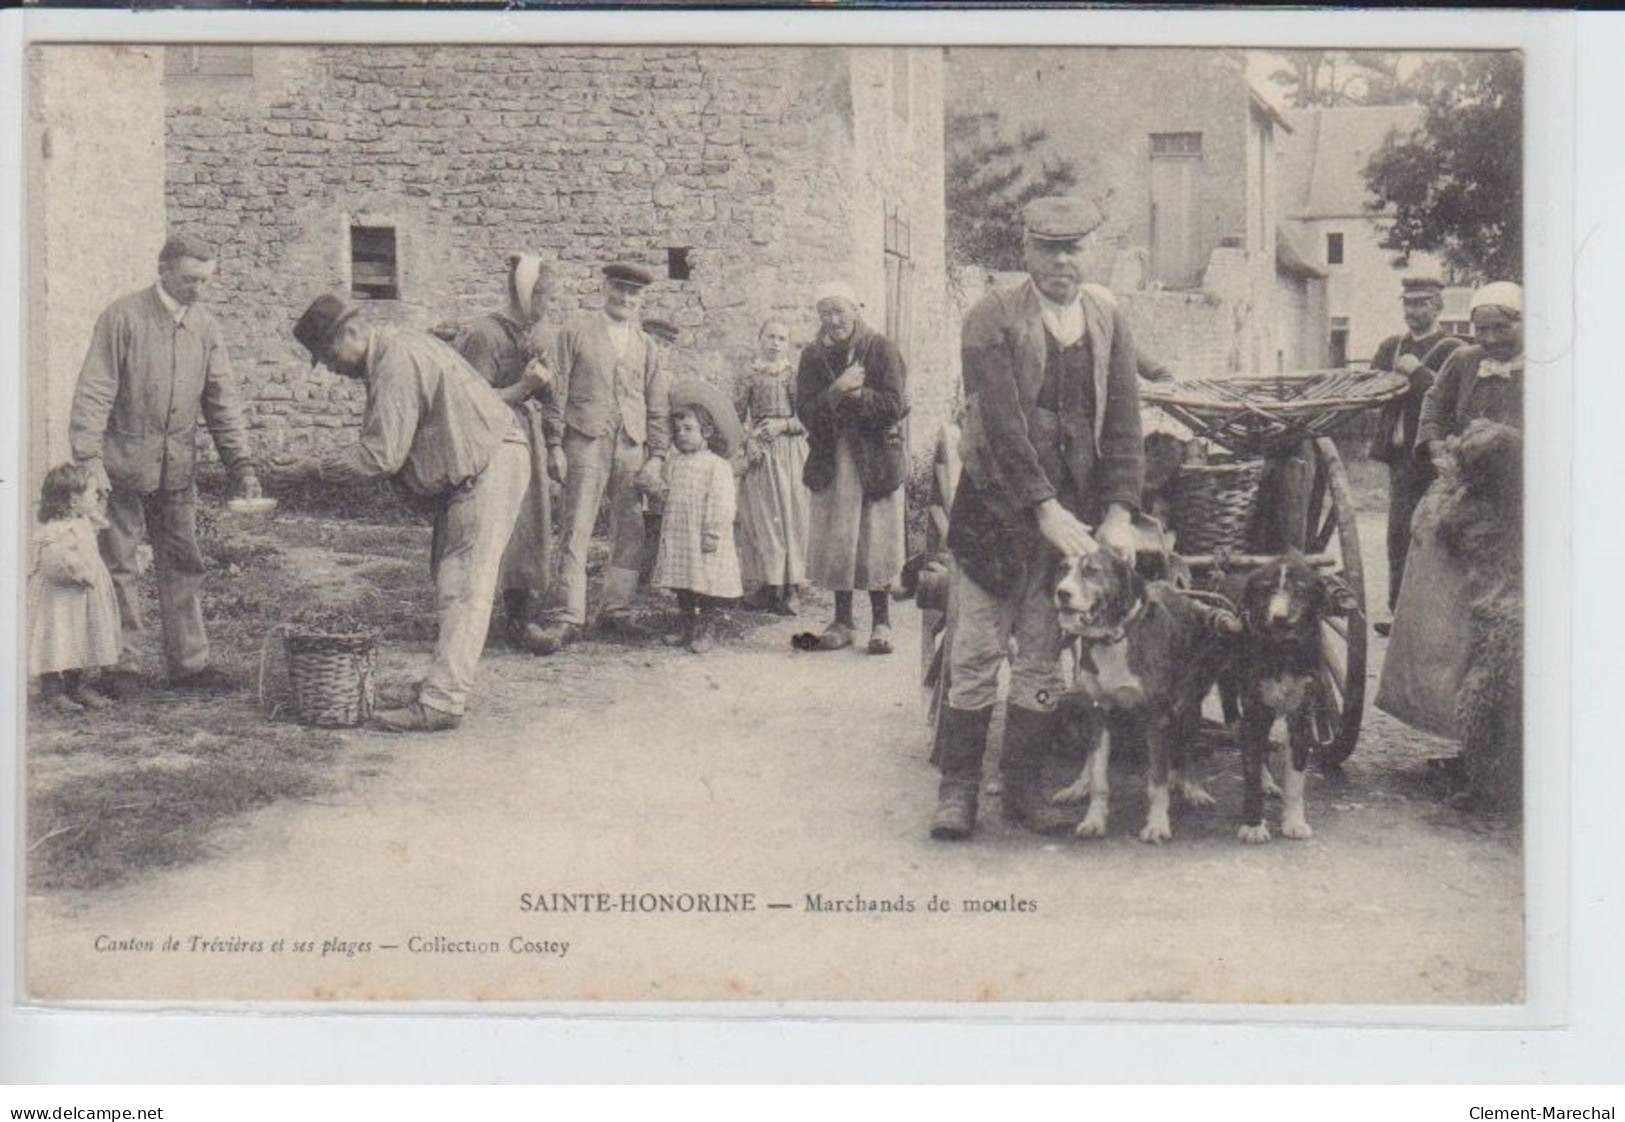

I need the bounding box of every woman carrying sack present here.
[795,282,909,655]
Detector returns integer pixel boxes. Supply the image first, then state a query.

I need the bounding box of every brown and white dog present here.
[1050,547,1241,843]
[1220,554,1359,843]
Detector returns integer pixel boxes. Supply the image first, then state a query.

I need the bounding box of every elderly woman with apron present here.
[1378,281,1525,805]
[794,282,909,655]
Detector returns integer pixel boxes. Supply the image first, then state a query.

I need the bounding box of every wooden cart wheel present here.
[1305,437,1368,767]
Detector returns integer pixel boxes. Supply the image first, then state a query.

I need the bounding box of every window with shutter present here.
[350,225,399,301]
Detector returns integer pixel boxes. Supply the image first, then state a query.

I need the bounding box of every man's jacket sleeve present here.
[200,319,255,475]
[961,298,1055,512]
[644,345,671,456]
[68,306,122,464]
[319,357,420,484]
[542,324,573,449]
[1094,306,1145,511]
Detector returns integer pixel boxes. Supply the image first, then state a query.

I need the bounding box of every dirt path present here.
[26,512,1521,1005]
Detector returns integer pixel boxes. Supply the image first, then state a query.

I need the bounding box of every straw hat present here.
[668,379,744,457]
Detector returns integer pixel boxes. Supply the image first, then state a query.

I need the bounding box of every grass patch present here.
[27,492,790,894]
[26,500,437,894]
[27,734,340,893]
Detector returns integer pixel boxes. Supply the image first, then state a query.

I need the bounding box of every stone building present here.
[947,47,1328,379]
[159,45,952,464]
[25,46,167,494]
[1278,104,1471,366]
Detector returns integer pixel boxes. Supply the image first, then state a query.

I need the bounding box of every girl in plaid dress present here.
[652,385,744,653]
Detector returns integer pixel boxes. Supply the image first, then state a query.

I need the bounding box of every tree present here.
[1267,49,1410,109]
[1362,53,1522,282]
[946,110,1078,271]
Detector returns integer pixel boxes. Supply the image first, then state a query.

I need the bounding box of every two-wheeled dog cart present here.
[921,368,1407,770]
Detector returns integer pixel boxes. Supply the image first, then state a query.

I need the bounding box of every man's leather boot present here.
[931,706,993,841]
[1000,704,1077,835]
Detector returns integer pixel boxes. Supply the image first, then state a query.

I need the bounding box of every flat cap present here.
[1021,196,1105,242]
[641,317,679,343]
[1400,275,1446,294]
[602,261,654,288]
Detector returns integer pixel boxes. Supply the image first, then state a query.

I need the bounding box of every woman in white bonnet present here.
[1416,280,1525,458]
[795,282,909,654]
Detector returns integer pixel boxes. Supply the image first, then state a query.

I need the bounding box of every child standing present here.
[651,381,745,653]
[736,317,809,615]
[29,462,121,713]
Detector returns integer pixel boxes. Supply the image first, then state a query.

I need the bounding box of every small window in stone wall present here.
[667,247,692,282]
[165,46,254,77]
[1326,232,1345,266]
[350,225,400,301]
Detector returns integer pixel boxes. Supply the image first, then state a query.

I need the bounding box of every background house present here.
[27,44,954,489]
[948,47,1328,380]
[1278,105,1472,366]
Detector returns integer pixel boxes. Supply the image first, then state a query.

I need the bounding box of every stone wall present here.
[163,45,951,463]
[27,46,167,493]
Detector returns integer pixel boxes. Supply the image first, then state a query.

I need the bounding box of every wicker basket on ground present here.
[1167,459,1266,554]
[282,627,377,728]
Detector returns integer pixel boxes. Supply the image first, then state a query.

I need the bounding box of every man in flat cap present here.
[69,232,260,693]
[932,196,1145,842]
[1367,275,1464,633]
[528,262,672,653]
[270,294,530,732]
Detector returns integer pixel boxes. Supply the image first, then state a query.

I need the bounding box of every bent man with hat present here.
[272,293,530,732]
[932,196,1145,842]
[528,262,673,653]
[1367,275,1465,630]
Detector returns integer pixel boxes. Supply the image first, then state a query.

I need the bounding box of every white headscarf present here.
[813,281,861,310]
[510,253,547,321]
[1469,281,1523,318]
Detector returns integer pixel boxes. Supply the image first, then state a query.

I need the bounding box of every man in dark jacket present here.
[1367,276,1465,631]
[932,197,1145,841]
[69,233,260,692]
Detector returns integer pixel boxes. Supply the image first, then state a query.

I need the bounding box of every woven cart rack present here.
[259,625,378,727]
[1141,368,1409,457]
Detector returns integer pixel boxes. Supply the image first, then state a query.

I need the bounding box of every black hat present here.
[1021,196,1106,242]
[602,262,654,288]
[642,317,679,343]
[293,293,361,367]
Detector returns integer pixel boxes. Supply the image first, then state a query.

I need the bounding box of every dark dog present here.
[1221,553,1359,843]
[1050,547,1241,843]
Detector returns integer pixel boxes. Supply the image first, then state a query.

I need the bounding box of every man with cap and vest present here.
[527,262,672,654]
[637,317,681,587]
[1367,275,1465,633]
[69,232,261,693]
[270,293,530,733]
[932,196,1145,842]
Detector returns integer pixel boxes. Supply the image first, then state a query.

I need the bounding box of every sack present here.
[850,419,907,500]
[1375,497,1473,738]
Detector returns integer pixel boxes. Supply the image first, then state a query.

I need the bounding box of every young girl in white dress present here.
[651,385,743,653]
[29,462,121,713]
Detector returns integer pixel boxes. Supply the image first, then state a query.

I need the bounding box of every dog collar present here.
[1078,596,1146,648]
